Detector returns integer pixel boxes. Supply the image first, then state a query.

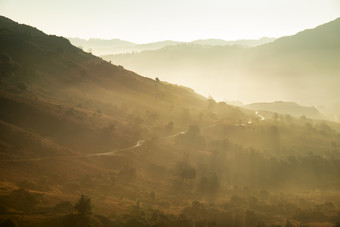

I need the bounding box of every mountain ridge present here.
[1,15,340,227]
[244,101,326,120]
[68,37,275,55]
[101,16,340,120]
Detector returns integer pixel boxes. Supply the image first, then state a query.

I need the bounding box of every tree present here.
[155,77,160,82]
[74,194,93,217]
[176,161,196,181]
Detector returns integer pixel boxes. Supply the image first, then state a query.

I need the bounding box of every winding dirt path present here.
[90,111,264,157]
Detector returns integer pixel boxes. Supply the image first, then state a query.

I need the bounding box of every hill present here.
[68,38,181,55]
[102,18,340,121]
[68,37,275,55]
[191,37,276,46]
[245,101,326,120]
[102,44,247,97]
[1,15,236,156]
[1,16,340,226]
[67,38,136,55]
[239,17,340,116]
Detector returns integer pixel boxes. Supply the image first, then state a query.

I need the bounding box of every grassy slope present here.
[1,16,340,226]
[102,18,340,116]
[0,15,247,224]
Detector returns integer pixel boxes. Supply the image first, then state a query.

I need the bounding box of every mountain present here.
[102,44,247,98]
[68,38,136,55]
[244,101,326,120]
[103,18,340,121]
[1,16,340,226]
[68,37,136,48]
[132,40,181,51]
[0,15,248,224]
[68,38,181,55]
[0,15,220,156]
[68,37,275,55]
[191,37,276,46]
[238,18,340,116]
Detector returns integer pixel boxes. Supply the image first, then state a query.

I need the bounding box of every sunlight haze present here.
[1,0,339,43]
[1,1,340,225]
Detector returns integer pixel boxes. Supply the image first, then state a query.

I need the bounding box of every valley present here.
[0,15,340,227]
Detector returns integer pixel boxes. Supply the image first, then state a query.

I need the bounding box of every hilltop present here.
[245,101,326,120]
[102,44,247,96]
[102,17,340,121]
[68,37,275,55]
[239,17,340,115]
[1,16,340,227]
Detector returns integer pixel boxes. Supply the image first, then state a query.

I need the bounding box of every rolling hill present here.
[1,15,235,156]
[239,17,340,116]
[102,18,340,121]
[191,37,276,46]
[68,37,275,55]
[244,101,326,120]
[102,44,247,98]
[1,16,340,227]
[68,38,181,55]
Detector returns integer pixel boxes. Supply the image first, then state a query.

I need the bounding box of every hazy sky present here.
[1,0,340,43]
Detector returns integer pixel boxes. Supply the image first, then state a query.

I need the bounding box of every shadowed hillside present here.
[102,18,340,121]
[1,16,340,227]
[239,17,340,116]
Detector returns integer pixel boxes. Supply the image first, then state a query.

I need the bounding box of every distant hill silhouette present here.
[245,101,326,120]
[102,44,247,98]
[68,38,136,54]
[102,17,340,120]
[68,38,181,55]
[239,17,340,115]
[68,37,275,55]
[2,16,340,227]
[191,37,276,46]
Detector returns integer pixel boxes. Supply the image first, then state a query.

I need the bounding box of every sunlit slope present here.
[1,16,340,226]
[240,17,340,111]
[0,15,247,156]
[102,44,247,97]
[102,18,340,118]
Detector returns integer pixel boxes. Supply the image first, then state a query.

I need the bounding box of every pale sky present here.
[1,0,340,43]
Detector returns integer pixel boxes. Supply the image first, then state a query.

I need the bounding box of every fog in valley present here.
[1,1,340,226]
[101,19,340,121]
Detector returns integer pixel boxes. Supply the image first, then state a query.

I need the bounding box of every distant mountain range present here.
[102,17,340,121]
[0,15,214,157]
[68,37,275,55]
[245,101,326,120]
[3,15,340,226]
[102,44,248,99]
[238,17,340,119]
[191,37,276,46]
